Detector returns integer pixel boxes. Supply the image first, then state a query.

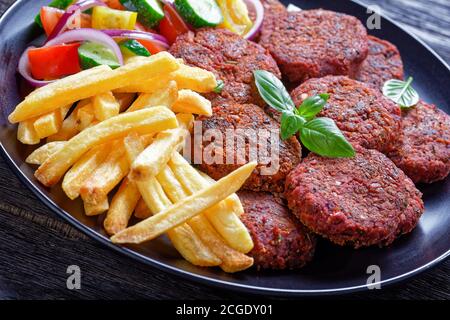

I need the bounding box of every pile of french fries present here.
[10,52,255,273]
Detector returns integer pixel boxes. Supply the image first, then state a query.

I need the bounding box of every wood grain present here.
[0,0,449,300]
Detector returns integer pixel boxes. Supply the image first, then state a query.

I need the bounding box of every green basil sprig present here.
[254,70,355,158]
[382,77,419,108]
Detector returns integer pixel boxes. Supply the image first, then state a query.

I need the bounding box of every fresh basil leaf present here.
[297,93,330,120]
[214,80,224,94]
[281,111,305,140]
[254,70,295,112]
[382,77,419,108]
[300,118,355,158]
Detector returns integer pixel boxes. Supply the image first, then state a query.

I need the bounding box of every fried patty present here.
[356,36,404,90]
[169,28,281,107]
[259,9,368,84]
[285,147,424,248]
[238,191,316,270]
[388,101,450,184]
[194,102,302,193]
[291,76,401,153]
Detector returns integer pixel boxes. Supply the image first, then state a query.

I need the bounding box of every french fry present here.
[129,127,188,181]
[199,171,244,217]
[172,64,217,93]
[134,198,152,219]
[156,166,253,272]
[114,92,136,112]
[17,120,40,145]
[169,153,253,253]
[104,177,140,235]
[123,132,221,267]
[127,81,178,112]
[80,140,129,212]
[46,105,81,142]
[26,141,66,165]
[92,91,120,121]
[62,144,110,200]
[84,196,109,216]
[111,161,256,244]
[33,105,71,139]
[9,52,180,123]
[35,107,177,186]
[171,89,212,116]
[75,103,95,131]
[114,74,172,93]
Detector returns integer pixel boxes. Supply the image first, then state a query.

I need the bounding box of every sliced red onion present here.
[18,47,53,87]
[46,28,124,65]
[243,0,264,40]
[101,29,170,49]
[47,0,106,41]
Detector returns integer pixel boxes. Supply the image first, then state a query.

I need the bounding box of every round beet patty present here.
[388,100,450,184]
[285,147,424,248]
[194,102,302,193]
[238,191,316,270]
[291,76,401,153]
[169,28,281,107]
[259,9,368,84]
[356,36,404,90]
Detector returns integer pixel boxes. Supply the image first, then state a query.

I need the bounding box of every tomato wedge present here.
[28,43,81,80]
[40,6,65,36]
[137,39,165,55]
[158,4,189,45]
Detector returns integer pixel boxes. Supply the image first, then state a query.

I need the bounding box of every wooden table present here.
[0,0,448,300]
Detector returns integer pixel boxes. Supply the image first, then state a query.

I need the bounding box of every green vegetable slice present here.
[121,0,164,28]
[35,0,74,27]
[119,39,150,58]
[382,77,419,109]
[175,0,223,28]
[78,42,120,70]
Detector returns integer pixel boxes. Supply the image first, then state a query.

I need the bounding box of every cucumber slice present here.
[121,0,164,28]
[35,0,74,27]
[78,42,120,70]
[119,39,151,58]
[175,0,223,28]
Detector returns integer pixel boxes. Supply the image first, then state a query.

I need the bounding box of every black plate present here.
[0,0,449,296]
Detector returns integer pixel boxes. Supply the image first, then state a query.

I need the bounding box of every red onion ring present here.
[46,28,124,65]
[243,0,264,40]
[18,47,53,87]
[47,0,106,41]
[101,29,170,49]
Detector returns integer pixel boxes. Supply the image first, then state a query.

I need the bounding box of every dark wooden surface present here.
[0,0,449,300]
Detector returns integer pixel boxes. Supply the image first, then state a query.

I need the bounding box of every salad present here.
[21,0,264,87]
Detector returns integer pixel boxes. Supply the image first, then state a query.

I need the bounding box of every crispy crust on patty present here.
[169,28,281,107]
[238,191,316,270]
[285,147,424,248]
[291,76,401,153]
[194,102,302,193]
[259,9,368,84]
[388,101,450,184]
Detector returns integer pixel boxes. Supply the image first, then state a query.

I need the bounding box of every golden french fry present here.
[127,81,178,112]
[111,161,256,244]
[123,132,221,267]
[156,166,253,272]
[92,91,120,121]
[62,144,110,200]
[114,92,136,112]
[114,74,172,93]
[9,52,180,123]
[104,177,141,235]
[172,89,212,116]
[172,64,217,93]
[76,103,95,131]
[25,141,66,165]
[17,120,40,145]
[169,153,253,253]
[80,141,129,212]
[46,105,81,142]
[33,105,71,139]
[35,107,177,186]
[129,127,188,181]
[84,196,109,216]
[199,171,244,217]
[134,198,152,219]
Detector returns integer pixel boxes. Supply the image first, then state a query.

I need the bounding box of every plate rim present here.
[0,0,449,297]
